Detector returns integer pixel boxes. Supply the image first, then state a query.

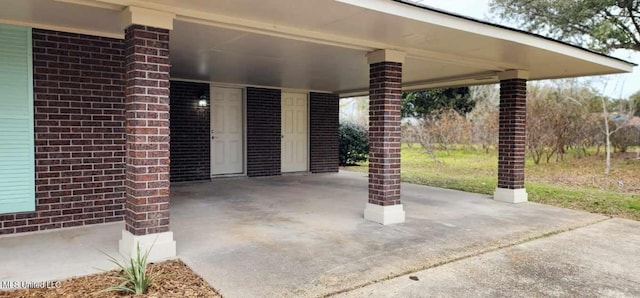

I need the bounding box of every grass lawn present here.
[343,144,640,220]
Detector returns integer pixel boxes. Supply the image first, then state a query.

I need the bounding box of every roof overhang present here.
[0,0,635,96]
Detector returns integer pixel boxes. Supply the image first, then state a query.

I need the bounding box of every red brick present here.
[310,92,339,173]
[368,62,403,206]
[498,79,527,189]
[123,25,171,236]
[0,29,126,234]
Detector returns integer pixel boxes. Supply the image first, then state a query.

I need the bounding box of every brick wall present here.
[368,61,402,206]
[169,81,210,182]
[310,92,339,173]
[246,87,281,177]
[0,29,126,235]
[497,79,527,189]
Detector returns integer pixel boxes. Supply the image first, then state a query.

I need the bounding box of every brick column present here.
[310,92,339,173]
[119,7,176,261]
[494,70,529,203]
[363,50,405,225]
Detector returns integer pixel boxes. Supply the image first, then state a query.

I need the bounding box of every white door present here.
[281,92,308,172]
[211,87,244,176]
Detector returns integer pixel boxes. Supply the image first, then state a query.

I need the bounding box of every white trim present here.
[498,69,530,80]
[493,188,528,204]
[120,6,175,30]
[367,49,406,64]
[0,19,124,39]
[118,230,176,262]
[335,0,634,72]
[364,203,406,225]
[55,0,123,10]
[171,77,332,94]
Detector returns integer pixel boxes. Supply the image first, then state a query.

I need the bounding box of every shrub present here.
[339,121,369,166]
[101,243,159,295]
[611,126,640,153]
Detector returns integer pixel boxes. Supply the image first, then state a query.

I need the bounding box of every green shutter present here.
[0,24,35,214]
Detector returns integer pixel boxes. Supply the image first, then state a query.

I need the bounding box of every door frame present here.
[280,91,310,173]
[210,85,247,178]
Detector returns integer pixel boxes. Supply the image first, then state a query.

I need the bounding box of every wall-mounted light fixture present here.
[198,94,208,107]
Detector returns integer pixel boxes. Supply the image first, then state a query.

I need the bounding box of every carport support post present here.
[119,7,177,261]
[364,49,406,225]
[494,70,529,203]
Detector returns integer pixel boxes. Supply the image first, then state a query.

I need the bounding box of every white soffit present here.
[0,0,634,94]
[0,0,123,38]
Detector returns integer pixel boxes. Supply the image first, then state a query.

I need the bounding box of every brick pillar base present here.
[119,24,175,261]
[364,50,405,225]
[494,70,528,203]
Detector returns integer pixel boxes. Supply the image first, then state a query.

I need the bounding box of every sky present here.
[421,0,640,99]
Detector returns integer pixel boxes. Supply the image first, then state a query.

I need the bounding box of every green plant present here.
[100,243,159,295]
[339,121,369,166]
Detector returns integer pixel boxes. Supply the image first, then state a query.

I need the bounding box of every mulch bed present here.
[0,260,221,298]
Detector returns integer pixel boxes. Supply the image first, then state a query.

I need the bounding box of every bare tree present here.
[413,116,438,161]
[340,96,369,128]
[559,78,635,174]
[526,84,559,164]
[401,119,420,148]
[611,125,640,153]
[428,109,471,155]
[600,101,635,174]
[468,85,500,152]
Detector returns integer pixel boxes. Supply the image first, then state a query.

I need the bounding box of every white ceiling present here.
[0,0,634,95]
[169,20,490,93]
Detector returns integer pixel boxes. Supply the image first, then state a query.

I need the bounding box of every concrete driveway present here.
[338,218,640,297]
[1,171,638,297]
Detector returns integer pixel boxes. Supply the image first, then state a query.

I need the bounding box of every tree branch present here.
[603,9,640,47]
[626,5,640,47]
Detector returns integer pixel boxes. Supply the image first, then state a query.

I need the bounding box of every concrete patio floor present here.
[1,171,638,297]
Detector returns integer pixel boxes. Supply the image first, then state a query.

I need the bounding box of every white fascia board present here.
[0,18,124,39]
[55,0,123,10]
[336,0,635,73]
